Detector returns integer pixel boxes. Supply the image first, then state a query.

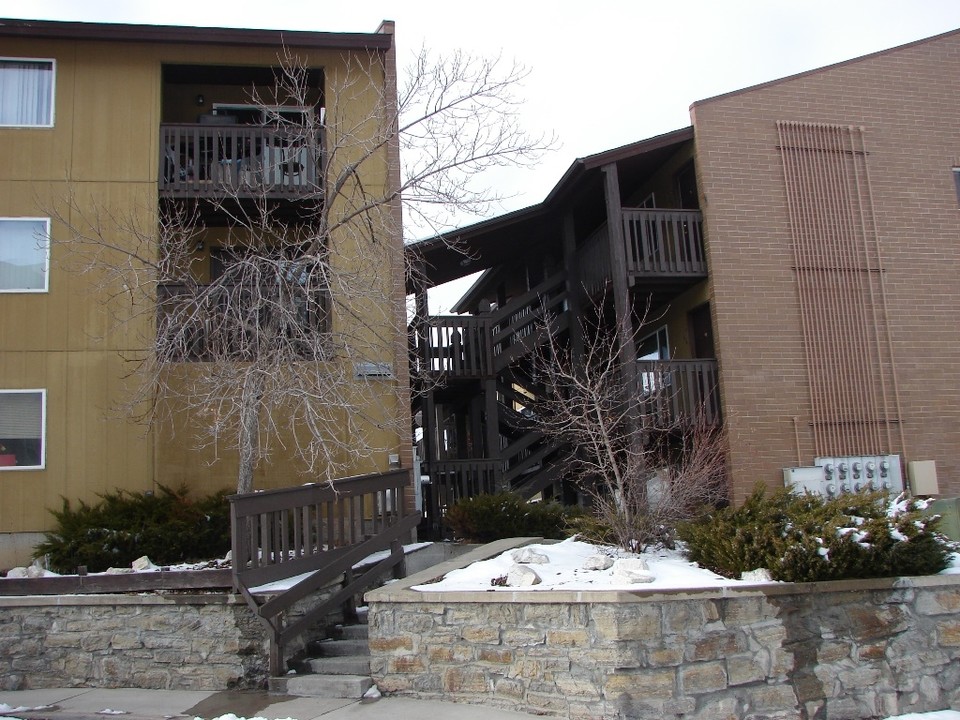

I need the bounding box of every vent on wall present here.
[354,361,394,379]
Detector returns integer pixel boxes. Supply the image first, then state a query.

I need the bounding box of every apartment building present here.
[0,18,411,567]
[408,28,960,531]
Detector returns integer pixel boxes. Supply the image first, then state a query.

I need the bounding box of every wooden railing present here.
[229,470,420,675]
[159,124,322,198]
[490,271,568,372]
[157,282,330,361]
[412,315,493,378]
[635,359,721,426]
[421,459,502,534]
[574,222,612,299]
[623,209,706,277]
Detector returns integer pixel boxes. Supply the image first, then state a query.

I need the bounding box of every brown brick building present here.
[408,27,960,526]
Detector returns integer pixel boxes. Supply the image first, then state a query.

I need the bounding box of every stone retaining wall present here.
[366,539,960,720]
[0,594,266,691]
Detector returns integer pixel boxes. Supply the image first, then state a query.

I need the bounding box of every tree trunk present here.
[237,372,264,494]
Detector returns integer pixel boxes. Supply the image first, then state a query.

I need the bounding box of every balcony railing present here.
[411,315,493,378]
[157,282,330,360]
[159,124,322,199]
[623,209,705,277]
[635,359,720,426]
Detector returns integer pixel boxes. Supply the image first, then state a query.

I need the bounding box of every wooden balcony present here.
[635,359,721,426]
[157,282,330,360]
[574,209,706,299]
[623,209,705,277]
[411,315,493,379]
[159,124,322,199]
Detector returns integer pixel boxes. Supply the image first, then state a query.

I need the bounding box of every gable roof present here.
[407,126,694,293]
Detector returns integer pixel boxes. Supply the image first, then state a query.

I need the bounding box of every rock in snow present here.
[583,554,615,571]
[511,547,550,565]
[740,568,773,583]
[507,564,542,586]
[131,556,158,572]
[611,557,655,584]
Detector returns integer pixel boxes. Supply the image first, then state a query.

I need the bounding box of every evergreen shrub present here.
[677,485,953,582]
[444,492,581,543]
[35,485,232,573]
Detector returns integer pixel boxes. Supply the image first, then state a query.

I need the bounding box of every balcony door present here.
[688,302,714,359]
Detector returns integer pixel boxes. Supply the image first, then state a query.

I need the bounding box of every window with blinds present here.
[0,58,55,127]
[0,390,45,470]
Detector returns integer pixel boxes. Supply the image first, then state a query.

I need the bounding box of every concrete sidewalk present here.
[0,688,539,720]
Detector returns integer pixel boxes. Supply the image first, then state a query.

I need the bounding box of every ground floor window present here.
[0,389,45,469]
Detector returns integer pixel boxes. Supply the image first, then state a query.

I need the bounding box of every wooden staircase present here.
[414,270,573,532]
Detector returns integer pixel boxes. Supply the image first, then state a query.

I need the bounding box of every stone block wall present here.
[366,543,960,720]
[0,594,267,691]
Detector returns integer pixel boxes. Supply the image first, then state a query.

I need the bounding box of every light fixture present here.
[196,94,205,106]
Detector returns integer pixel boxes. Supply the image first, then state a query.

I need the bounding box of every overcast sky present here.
[4,1,960,309]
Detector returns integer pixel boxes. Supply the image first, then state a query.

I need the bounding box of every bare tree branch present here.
[532,302,727,551]
[49,45,551,494]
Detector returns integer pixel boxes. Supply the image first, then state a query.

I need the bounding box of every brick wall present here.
[691,29,960,502]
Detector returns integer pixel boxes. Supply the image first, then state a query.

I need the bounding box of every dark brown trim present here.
[0,17,393,50]
[580,126,694,171]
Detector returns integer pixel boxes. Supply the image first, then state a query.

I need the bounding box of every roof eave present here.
[0,17,393,50]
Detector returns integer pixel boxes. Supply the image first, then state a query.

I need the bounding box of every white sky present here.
[4,1,960,310]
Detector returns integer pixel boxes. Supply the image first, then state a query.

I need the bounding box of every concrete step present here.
[270,673,373,698]
[305,655,371,675]
[333,623,369,641]
[309,639,369,657]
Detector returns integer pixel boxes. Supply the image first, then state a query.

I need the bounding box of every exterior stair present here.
[268,619,374,699]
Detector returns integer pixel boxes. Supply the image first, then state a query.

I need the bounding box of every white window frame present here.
[0,388,46,471]
[0,217,51,293]
[638,325,670,361]
[0,57,56,128]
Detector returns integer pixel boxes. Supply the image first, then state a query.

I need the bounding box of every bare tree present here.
[52,46,553,494]
[533,309,726,551]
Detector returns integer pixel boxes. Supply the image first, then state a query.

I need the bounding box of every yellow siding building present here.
[0,19,411,568]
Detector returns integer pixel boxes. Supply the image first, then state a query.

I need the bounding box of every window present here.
[637,326,670,395]
[0,58,55,127]
[638,326,670,361]
[0,218,50,292]
[0,390,45,470]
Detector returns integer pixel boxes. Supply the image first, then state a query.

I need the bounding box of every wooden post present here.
[603,163,638,384]
[562,211,584,360]
[603,162,643,485]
